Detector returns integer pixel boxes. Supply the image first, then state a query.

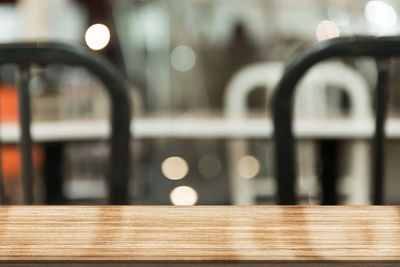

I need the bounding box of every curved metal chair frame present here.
[224,61,371,204]
[0,42,131,204]
[273,36,396,205]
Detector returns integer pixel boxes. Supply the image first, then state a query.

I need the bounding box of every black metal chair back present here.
[0,42,131,205]
[273,36,398,205]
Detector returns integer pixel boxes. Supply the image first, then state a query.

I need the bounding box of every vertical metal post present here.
[319,140,338,205]
[44,143,65,204]
[372,59,389,205]
[17,64,34,205]
[274,94,297,205]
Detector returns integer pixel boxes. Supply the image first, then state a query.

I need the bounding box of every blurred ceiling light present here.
[170,186,198,205]
[238,155,260,179]
[327,5,350,26]
[316,20,340,41]
[161,156,189,180]
[365,1,397,29]
[198,155,221,178]
[85,24,110,51]
[171,45,196,71]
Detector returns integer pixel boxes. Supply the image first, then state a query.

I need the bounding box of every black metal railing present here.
[0,42,131,205]
[273,36,399,205]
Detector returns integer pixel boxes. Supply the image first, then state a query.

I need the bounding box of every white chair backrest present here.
[224,61,371,119]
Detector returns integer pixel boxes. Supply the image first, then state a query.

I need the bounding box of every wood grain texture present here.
[0,206,400,265]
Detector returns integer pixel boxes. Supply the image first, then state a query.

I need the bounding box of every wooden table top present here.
[1,206,400,266]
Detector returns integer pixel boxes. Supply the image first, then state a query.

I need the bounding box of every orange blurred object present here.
[0,84,18,122]
[0,84,43,181]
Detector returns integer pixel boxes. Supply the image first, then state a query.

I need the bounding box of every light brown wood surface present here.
[1,206,400,266]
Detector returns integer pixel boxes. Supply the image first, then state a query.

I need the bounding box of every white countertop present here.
[1,116,400,143]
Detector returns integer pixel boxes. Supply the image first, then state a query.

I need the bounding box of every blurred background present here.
[1,0,400,205]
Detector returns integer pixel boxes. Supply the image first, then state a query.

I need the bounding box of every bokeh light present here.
[316,20,340,41]
[365,1,397,29]
[198,155,221,178]
[85,24,110,51]
[170,186,198,205]
[161,156,189,180]
[170,45,196,71]
[237,155,260,179]
[327,5,350,26]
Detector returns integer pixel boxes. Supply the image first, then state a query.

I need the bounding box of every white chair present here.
[224,61,372,205]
